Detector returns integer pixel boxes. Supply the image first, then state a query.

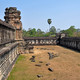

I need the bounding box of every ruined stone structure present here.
[4,7,22,40]
[0,7,22,80]
[0,19,15,47]
[0,43,19,80]
[24,37,57,45]
[60,37,80,51]
[0,20,19,80]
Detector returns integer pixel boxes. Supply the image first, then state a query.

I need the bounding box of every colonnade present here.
[25,39,56,45]
[60,37,80,50]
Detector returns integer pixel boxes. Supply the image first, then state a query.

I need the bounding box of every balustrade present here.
[60,37,80,50]
[24,37,57,45]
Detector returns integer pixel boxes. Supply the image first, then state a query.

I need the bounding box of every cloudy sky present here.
[0,0,80,31]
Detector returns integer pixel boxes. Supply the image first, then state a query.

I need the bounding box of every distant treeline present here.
[61,26,80,37]
[23,26,80,37]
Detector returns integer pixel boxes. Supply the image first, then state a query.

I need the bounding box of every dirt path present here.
[7,45,80,80]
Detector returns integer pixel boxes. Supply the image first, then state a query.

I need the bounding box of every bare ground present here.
[7,45,80,80]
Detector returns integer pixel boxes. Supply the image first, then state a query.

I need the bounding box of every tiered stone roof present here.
[4,7,21,23]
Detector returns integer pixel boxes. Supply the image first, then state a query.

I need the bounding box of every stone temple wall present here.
[0,7,23,80]
[4,7,22,41]
[0,19,15,48]
[0,19,19,80]
[0,43,19,80]
[60,37,80,51]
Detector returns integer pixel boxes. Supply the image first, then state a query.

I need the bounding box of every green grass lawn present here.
[7,55,37,80]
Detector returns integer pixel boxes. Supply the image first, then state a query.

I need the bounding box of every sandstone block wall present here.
[60,37,80,50]
[0,43,19,80]
[0,19,15,45]
[0,7,23,80]
[4,7,22,41]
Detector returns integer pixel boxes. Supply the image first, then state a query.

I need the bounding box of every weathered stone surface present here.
[0,20,15,45]
[48,68,53,72]
[30,56,35,62]
[35,64,41,67]
[0,7,23,80]
[37,75,43,78]
[31,59,35,62]
[48,52,54,59]
[24,37,57,45]
[48,52,59,60]
[46,63,50,66]
[4,7,22,40]
[60,37,80,51]
[0,43,19,80]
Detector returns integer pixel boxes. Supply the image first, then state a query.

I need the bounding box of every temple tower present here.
[4,7,22,41]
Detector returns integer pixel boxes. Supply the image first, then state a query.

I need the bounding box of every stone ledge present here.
[1,54,19,80]
[0,19,15,30]
[0,40,15,46]
[0,42,19,56]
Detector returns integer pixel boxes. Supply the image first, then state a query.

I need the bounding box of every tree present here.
[73,28,80,37]
[37,29,44,34]
[61,26,77,37]
[57,28,61,33]
[49,26,56,34]
[22,29,27,37]
[28,28,37,37]
[47,19,52,31]
[37,29,42,34]
[36,29,44,37]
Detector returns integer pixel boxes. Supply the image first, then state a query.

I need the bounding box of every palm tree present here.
[47,19,52,31]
